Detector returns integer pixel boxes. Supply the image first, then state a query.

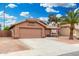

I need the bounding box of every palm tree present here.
[60,10,79,40]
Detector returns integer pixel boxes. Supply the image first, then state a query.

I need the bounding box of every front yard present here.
[0,37,79,56]
[0,37,29,54]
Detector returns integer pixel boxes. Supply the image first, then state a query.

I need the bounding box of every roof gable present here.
[9,18,50,29]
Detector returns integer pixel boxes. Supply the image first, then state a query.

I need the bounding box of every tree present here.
[60,10,79,40]
[3,26,10,31]
[48,14,62,24]
[48,15,62,36]
[48,15,57,24]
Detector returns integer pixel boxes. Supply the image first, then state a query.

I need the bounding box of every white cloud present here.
[56,14,62,18]
[52,3,76,8]
[40,3,55,8]
[40,3,76,8]
[5,14,16,20]
[40,3,59,13]
[46,7,59,13]
[20,12,30,17]
[64,3,76,8]
[5,19,16,26]
[0,11,17,27]
[0,11,17,20]
[38,17,48,22]
[0,11,4,18]
[6,4,17,8]
[40,3,76,13]
[0,19,16,30]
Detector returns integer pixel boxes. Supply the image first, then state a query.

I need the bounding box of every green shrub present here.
[3,26,10,31]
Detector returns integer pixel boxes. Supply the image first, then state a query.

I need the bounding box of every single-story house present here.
[10,19,52,38]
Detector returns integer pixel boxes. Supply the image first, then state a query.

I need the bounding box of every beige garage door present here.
[19,28,42,38]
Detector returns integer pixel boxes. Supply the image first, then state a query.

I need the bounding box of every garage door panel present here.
[19,28,42,38]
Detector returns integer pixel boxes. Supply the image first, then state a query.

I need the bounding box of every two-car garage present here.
[19,27,42,38]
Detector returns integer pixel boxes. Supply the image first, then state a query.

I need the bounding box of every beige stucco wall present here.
[60,27,70,36]
[60,27,76,36]
[75,29,79,38]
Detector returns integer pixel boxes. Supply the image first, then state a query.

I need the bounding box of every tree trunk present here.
[69,24,74,40]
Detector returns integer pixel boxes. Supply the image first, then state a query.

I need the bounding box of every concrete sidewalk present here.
[1,37,79,56]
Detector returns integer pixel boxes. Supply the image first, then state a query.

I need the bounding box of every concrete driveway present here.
[1,37,79,56]
[0,37,29,54]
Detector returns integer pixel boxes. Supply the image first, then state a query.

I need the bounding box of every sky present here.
[0,3,79,28]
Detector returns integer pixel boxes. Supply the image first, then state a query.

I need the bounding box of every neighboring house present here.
[9,19,52,38]
[48,22,58,36]
[60,24,76,36]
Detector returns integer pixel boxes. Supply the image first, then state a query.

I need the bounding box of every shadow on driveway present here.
[59,51,79,56]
